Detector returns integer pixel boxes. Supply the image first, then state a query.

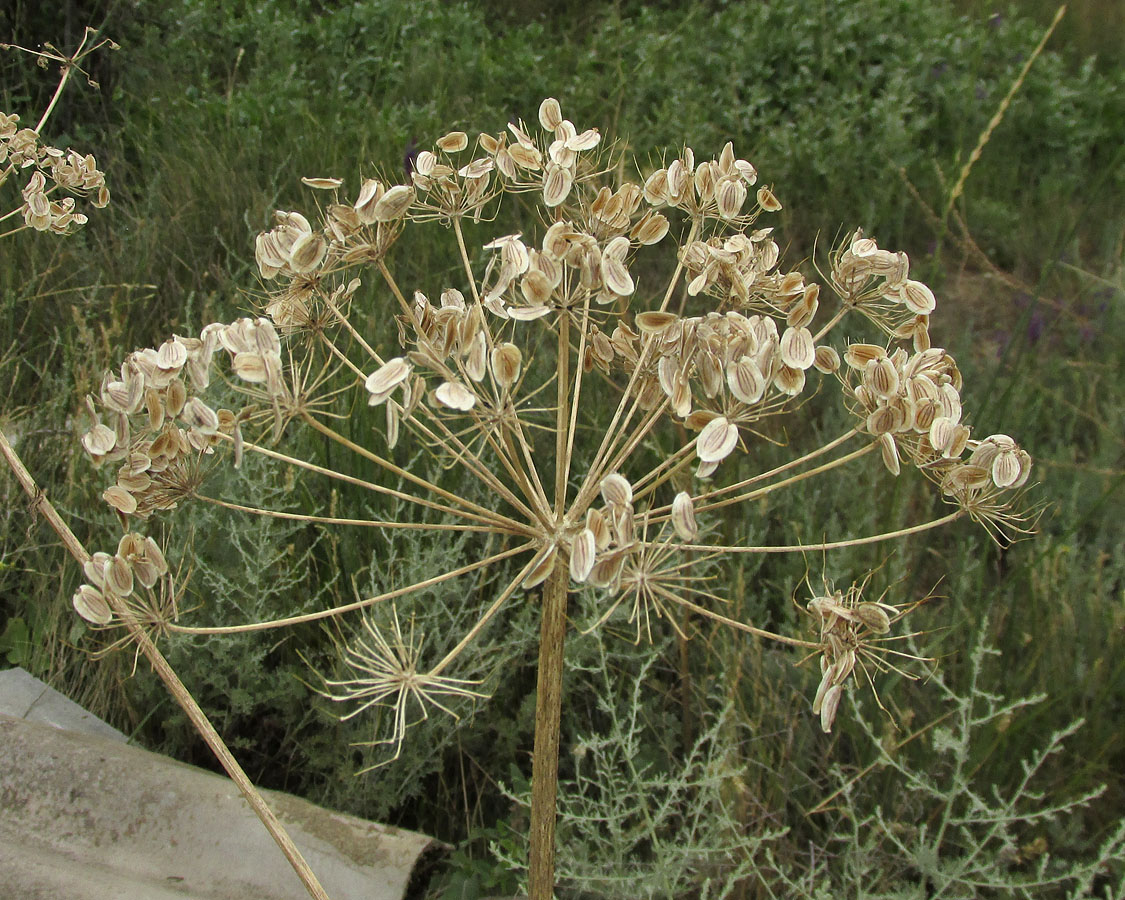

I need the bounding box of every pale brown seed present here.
[716,178,747,219]
[844,343,886,369]
[671,492,698,541]
[522,543,558,590]
[73,584,112,626]
[372,185,414,221]
[600,473,633,507]
[586,507,611,550]
[631,212,669,245]
[697,416,738,463]
[538,98,563,131]
[569,529,597,583]
[854,602,892,634]
[900,279,936,315]
[435,381,476,411]
[727,356,766,404]
[105,554,134,598]
[813,345,841,374]
[103,485,137,515]
[301,176,343,189]
[491,343,522,389]
[635,311,679,335]
[756,186,782,212]
[436,131,469,152]
[819,684,843,733]
[165,378,187,418]
[365,357,412,402]
[780,326,815,370]
[879,432,901,476]
[543,164,573,207]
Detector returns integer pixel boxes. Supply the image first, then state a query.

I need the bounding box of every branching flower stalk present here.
[75,99,1035,899]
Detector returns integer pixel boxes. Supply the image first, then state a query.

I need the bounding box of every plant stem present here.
[527,555,569,900]
[0,430,332,900]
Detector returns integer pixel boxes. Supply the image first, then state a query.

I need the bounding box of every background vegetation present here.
[1,1,1122,897]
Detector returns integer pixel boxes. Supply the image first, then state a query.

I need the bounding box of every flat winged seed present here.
[819,683,843,733]
[728,356,766,404]
[491,343,522,388]
[156,338,188,371]
[600,473,633,507]
[105,555,134,598]
[103,485,137,515]
[435,380,476,411]
[436,131,469,152]
[756,186,782,212]
[566,128,601,151]
[83,423,117,457]
[73,585,112,626]
[144,536,169,576]
[521,269,553,306]
[866,356,900,398]
[780,326,815,370]
[288,232,327,272]
[301,176,342,189]
[165,378,187,418]
[813,345,841,374]
[929,416,957,454]
[508,144,542,169]
[508,305,550,321]
[601,257,634,296]
[365,357,411,401]
[538,98,563,131]
[543,164,573,207]
[232,352,269,383]
[774,364,806,396]
[458,157,494,179]
[569,529,597,583]
[900,279,936,314]
[867,404,905,435]
[844,343,886,369]
[631,212,669,245]
[354,178,385,222]
[586,507,611,549]
[716,178,747,219]
[855,602,892,634]
[671,373,692,417]
[522,543,557,590]
[991,448,1023,488]
[635,311,678,335]
[672,492,698,541]
[465,332,488,382]
[588,552,626,589]
[182,397,220,433]
[697,415,738,463]
[372,184,414,222]
[879,432,901,476]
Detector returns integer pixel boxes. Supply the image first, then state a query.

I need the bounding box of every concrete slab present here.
[0,707,439,899]
[0,666,127,741]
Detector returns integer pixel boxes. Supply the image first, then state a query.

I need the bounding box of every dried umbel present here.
[0,30,117,239]
[79,96,1035,898]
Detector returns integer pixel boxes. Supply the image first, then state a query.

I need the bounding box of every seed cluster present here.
[1,111,109,233]
[79,96,1036,744]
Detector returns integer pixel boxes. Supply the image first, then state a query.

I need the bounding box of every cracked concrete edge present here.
[0,691,443,899]
[0,666,127,741]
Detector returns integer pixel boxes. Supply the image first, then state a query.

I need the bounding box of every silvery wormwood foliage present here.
[76,97,1036,759]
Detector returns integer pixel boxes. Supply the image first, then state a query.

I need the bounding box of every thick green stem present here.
[527,557,569,900]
